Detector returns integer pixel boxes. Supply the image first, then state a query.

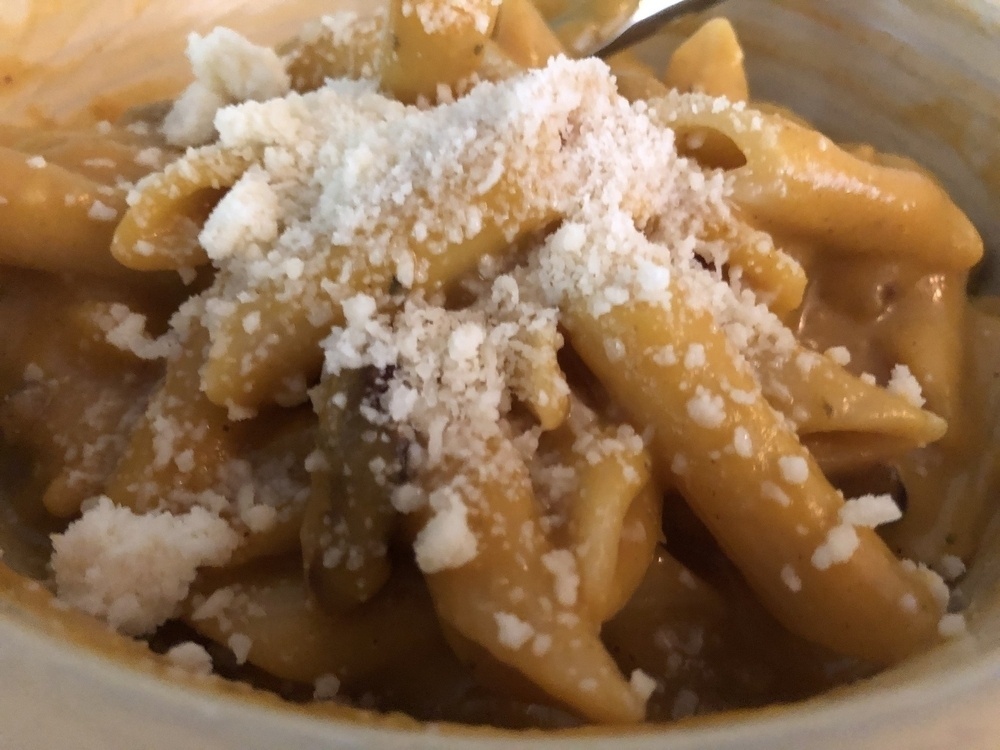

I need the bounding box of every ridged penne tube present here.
[283,12,386,92]
[186,556,445,687]
[663,18,749,101]
[380,0,500,103]
[562,288,945,665]
[415,439,647,723]
[650,98,984,271]
[111,145,255,271]
[0,147,129,275]
[301,371,399,612]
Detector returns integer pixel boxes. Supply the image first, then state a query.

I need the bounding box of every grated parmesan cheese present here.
[811,524,860,571]
[314,674,342,700]
[629,669,657,703]
[87,200,118,222]
[778,455,809,485]
[227,632,252,664]
[781,564,802,592]
[495,611,535,650]
[165,642,214,676]
[887,363,925,408]
[51,497,239,635]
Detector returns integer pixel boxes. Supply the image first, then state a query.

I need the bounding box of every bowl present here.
[0,0,998,747]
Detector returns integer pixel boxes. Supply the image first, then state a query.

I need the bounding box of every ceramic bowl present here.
[0,1,998,747]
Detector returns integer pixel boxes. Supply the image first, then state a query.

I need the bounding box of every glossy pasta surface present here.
[0,0,998,730]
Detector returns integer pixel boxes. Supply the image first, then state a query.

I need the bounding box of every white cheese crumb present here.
[761,480,790,507]
[494,611,535,650]
[134,147,164,168]
[227,632,252,664]
[811,524,860,571]
[162,82,226,147]
[26,155,46,169]
[825,345,851,366]
[239,504,277,533]
[938,554,966,582]
[781,564,802,592]
[900,593,918,613]
[686,387,726,429]
[23,362,45,382]
[313,673,342,700]
[887,363,925,408]
[671,453,688,475]
[683,343,706,369]
[653,345,678,366]
[100,304,177,360]
[87,200,118,222]
[531,633,553,656]
[540,549,580,608]
[732,426,753,457]
[838,493,902,528]
[629,669,657,702]
[165,642,214,676]
[778,455,809,485]
[200,167,280,261]
[187,27,290,103]
[412,487,477,573]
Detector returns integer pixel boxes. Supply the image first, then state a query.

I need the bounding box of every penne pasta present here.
[0,0,995,731]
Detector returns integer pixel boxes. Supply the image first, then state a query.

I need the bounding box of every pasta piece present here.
[562,286,946,665]
[196,62,618,410]
[102,312,312,566]
[688,217,807,316]
[492,0,565,69]
[535,399,661,622]
[884,301,1000,564]
[200,197,551,411]
[651,96,984,270]
[412,439,648,724]
[283,11,386,92]
[380,0,501,102]
[0,147,130,275]
[663,18,749,101]
[111,145,255,271]
[752,341,946,445]
[185,556,446,689]
[793,257,966,420]
[874,272,967,421]
[607,57,672,103]
[0,271,184,518]
[301,370,399,612]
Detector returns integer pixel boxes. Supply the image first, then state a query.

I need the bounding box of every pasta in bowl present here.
[1,0,999,743]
